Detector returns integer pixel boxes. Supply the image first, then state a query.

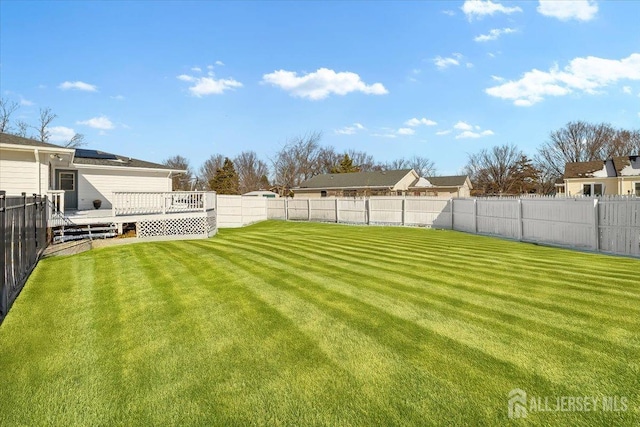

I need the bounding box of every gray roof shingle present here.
[413,175,469,187]
[0,132,68,149]
[297,169,414,189]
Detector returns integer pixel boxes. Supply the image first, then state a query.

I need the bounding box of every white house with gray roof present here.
[294,169,472,198]
[0,132,184,210]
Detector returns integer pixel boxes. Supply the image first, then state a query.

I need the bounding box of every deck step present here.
[52,222,118,243]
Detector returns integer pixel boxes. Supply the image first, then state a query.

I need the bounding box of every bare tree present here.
[199,154,225,190]
[408,155,437,177]
[536,121,616,179]
[163,155,194,190]
[383,158,410,170]
[347,149,378,172]
[234,150,270,193]
[15,120,29,137]
[316,146,341,174]
[35,107,57,143]
[609,129,640,156]
[0,98,20,133]
[64,133,86,148]
[465,144,525,195]
[272,131,323,194]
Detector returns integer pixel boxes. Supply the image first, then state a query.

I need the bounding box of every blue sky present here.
[1,0,639,175]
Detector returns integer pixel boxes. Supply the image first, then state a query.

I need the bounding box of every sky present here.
[1,0,639,176]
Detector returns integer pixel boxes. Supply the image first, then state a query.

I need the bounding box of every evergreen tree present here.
[330,154,360,173]
[209,157,240,194]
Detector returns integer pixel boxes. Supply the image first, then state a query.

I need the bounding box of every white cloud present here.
[48,126,76,142]
[191,67,202,72]
[435,130,452,136]
[405,117,437,127]
[262,68,388,100]
[486,53,640,106]
[461,0,522,20]
[622,86,632,94]
[110,95,125,100]
[397,128,415,135]
[19,97,34,106]
[442,10,455,16]
[215,60,225,66]
[491,75,505,82]
[474,27,516,42]
[455,129,495,139]
[335,123,365,135]
[77,115,114,130]
[537,0,598,21]
[58,81,98,92]
[177,72,243,96]
[454,121,473,131]
[434,56,460,69]
[371,132,398,139]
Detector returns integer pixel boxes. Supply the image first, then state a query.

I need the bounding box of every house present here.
[1,132,217,241]
[293,169,472,198]
[560,156,640,196]
[1,132,184,210]
[243,190,280,198]
[408,175,472,198]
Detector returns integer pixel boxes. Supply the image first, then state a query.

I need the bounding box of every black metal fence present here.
[0,192,48,324]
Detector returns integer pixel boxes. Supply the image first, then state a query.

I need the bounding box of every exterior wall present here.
[566,178,622,196]
[392,171,419,191]
[620,177,640,195]
[409,185,471,198]
[0,149,42,195]
[70,167,172,210]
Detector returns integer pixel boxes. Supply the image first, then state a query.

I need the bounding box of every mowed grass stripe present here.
[221,232,640,339]
[0,220,638,426]
[198,235,636,391]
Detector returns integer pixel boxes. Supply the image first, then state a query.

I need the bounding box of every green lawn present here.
[1,221,638,426]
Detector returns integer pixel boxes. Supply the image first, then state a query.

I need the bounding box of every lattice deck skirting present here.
[137,213,217,240]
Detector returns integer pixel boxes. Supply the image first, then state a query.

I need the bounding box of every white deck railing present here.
[112,191,216,216]
[47,190,65,214]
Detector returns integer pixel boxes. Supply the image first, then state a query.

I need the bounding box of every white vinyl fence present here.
[216,195,268,228]
[265,196,640,257]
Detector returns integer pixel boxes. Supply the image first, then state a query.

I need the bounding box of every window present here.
[396,190,403,196]
[583,183,604,196]
[320,190,327,197]
[59,172,75,191]
[635,182,640,197]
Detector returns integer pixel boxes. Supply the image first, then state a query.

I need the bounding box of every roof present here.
[564,156,640,178]
[0,132,69,149]
[73,148,178,170]
[411,175,469,187]
[297,169,414,189]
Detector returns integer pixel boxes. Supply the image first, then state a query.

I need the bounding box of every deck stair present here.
[53,222,118,243]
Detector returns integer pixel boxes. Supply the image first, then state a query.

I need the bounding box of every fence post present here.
[365,198,370,225]
[307,198,311,221]
[473,198,478,234]
[284,198,288,221]
[33,194,38,249]
[593,198,600,252]
[0,191,6,320]
[517,198,523,241]
[401,198,405,226]
[335,198,339,223]
[450,198,454,230]
[22,192,27,277]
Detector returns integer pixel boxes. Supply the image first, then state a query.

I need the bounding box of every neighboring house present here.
[243,190,280,198]
[560,155,640,196]
[294,169,472,198]
[408,175,472,198]
[0,132,185,210]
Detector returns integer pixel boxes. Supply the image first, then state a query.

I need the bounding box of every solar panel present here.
[75,148,118,160]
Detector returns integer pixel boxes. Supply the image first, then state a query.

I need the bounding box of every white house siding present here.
[0,149,45,195]
[74,167,171,210]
